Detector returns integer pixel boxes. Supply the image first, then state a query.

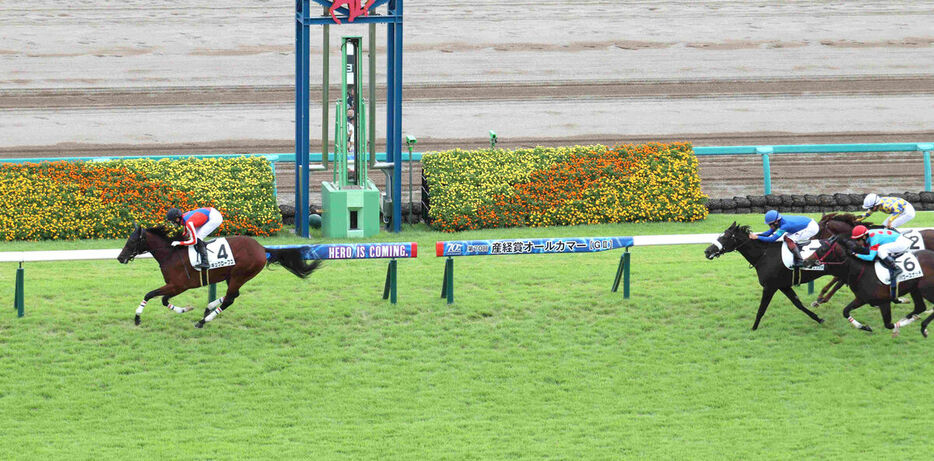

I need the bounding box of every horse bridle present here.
[812,237,845,266]
[126,227,147,262]
[709,230,751,258]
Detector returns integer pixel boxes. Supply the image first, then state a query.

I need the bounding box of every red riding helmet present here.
[851,225,869,239]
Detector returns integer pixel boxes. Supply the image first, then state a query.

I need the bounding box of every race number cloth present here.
[874,252,923,285]
[264,243,417,260]
[187,238,236,270]
[436,237,633,257]
[902,229,925,250]
[781,240,824,271]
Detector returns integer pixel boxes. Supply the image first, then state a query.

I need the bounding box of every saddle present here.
[781,240,822,271]
[873,252,923,286]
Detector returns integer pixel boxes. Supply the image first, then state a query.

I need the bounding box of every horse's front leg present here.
[842,298,871,331]
[136,285,182,325]
[812,278,845,307]
[752,286,778,331]
[879,301,895,330]
[161,295,194,315]
[779,286,824,325]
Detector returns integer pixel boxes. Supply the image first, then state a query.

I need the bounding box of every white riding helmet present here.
[862,193,880,209]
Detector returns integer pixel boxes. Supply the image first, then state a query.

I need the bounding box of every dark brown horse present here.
[813,213,933,306]
[805,236,934,336]
[117,225,321,328]
[704,222,826,330]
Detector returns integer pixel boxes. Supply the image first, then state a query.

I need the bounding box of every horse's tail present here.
[264,247,322,278]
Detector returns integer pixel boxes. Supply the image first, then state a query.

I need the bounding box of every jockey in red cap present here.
[165,207,223,270]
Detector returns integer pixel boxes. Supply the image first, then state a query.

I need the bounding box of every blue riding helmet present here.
[764,209,781,224]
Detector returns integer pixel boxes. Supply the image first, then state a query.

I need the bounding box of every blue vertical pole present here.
[757,146,773,195]
[392,1,404,233]
[295,1,311,237]
[385,12,396,231]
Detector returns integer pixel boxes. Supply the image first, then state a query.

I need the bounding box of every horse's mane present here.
[144,225,179,241]
[820,212,876,228]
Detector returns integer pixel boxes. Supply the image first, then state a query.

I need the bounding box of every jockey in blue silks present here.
[749,210,819,267]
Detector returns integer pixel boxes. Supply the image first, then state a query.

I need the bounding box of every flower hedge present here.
[422,143,707,232]
[0,156,281,241]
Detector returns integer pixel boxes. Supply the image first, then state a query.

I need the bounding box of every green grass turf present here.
[2,212,934,460]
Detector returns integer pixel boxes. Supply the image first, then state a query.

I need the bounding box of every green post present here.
[757,146,773,195]
[807,280,814,295]
[209,283,217,304]
[489,130,497,149]
[15,262,24,317]
[921,145,933,192]
[623,250,630,299]
[441,257,454,304]
[383,259,397,304]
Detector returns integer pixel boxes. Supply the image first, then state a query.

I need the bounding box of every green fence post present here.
[757,146,773,195]
[209,283,217,304]
[15,262,24,317]
[920,144,934,192]
[623,250,630,299]
[444,257,454,304]
[808,280,814,295]
[383,259,397,304]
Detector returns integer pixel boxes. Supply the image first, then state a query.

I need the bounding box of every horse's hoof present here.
[892,328,900,338]
[181,306,194,313]
[810,301,821,308]
[195,321,204,329]
[860,325,873,332]
[817,318,825,324]
[134,315,141,326]
[923,328,929,338]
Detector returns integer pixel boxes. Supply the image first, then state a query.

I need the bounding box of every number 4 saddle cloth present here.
[186,238,236,271]
[874,252,924,285]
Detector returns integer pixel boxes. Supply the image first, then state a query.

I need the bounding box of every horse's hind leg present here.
[892,290,926,337]
[813,278,844,307]
[195,279,244,328]
[779,286,824,326]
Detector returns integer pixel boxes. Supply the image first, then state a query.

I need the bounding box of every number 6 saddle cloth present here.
[874,252,924,285]
[186,238,237,271]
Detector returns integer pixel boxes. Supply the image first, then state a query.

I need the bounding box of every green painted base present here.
[321,180,381,238]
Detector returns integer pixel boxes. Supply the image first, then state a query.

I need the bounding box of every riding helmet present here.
[862,193,879,209]
[764,209,781,224]
[165,208,183,223]
[851,225,869,239]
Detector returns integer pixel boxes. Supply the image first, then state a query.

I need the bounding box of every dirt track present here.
[3,1,934,202]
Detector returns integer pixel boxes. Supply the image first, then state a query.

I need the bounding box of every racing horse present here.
[117,225,321,328]
[704,222,826,330]
[805,236,934,336]
[812,213,933,306]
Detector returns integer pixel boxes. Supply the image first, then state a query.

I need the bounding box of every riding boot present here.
[786,239,804,267]
[880,255,901,298]
[195,240,210,270]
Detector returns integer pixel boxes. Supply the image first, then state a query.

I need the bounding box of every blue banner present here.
[265,242,417,260]
[435,237,633,257]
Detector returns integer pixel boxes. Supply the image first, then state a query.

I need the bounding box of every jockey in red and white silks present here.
[165,207,223,269]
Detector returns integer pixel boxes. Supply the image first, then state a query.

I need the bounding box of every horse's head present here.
[117,224,147,264]
[803,235,847,268]
[705,221,751,260]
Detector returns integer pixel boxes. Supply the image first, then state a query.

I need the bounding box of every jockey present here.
[850,225,910,293]
[749,210,819,267]
[165,207,223,270]
[860,193,915,230]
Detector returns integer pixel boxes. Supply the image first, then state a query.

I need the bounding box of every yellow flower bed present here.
[423,143,707,232]
[0,156,281,241]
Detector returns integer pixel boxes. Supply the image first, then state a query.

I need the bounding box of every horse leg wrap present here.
[166,304,188,314]
[896,316,917,328]
[204,307,223,322]
[848,316,864,329]
[136,300,147,316]
[207,297,224,310]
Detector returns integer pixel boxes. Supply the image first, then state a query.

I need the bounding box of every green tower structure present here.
[322,36,380,238]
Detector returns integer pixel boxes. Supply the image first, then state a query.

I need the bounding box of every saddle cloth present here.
[874,252,923,285]
[902,229,925,251]
[781,240,823,271]
[186,237,236,271]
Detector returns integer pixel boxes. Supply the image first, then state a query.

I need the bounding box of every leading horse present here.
[704,222,826,330]
[117,225,321,328]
